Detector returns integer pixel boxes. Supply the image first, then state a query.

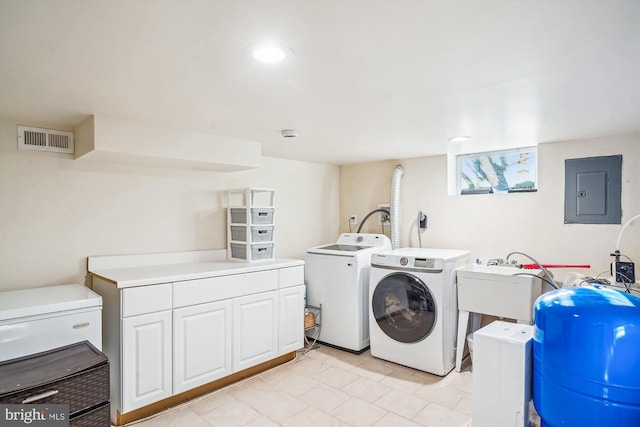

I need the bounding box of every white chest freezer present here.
[0,284,102,362]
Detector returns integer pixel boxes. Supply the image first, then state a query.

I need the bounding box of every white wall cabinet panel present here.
[122,310,172,413]
[278,285,305,355]
[173,300,232,394]
[233,291,278,372]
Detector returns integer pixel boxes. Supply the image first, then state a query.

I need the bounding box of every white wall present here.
[341,133,640,284]
[0,118,340,290]
[3,115,637,291]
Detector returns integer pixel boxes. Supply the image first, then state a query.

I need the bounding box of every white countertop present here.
[89,258,304,288]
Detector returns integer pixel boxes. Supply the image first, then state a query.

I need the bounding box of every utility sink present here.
[457,264,544,322]
[454,264,544,372]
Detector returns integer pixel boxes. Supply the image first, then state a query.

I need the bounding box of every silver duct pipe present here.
[390,165,404,250]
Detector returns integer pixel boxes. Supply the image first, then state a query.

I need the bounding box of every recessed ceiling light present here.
[246,42,292,63]
[448,136,472,143]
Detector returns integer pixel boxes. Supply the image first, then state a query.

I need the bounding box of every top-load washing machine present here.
[369,248,470,375]
[306,233,392,352]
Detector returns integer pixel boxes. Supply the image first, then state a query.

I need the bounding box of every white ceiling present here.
[1,0,638,166]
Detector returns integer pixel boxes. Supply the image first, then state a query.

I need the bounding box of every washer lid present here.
[311,243,371,252]
[307,233,392,256]
[0,284,102,321]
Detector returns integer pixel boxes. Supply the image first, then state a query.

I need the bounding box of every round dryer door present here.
[372,272,436,343]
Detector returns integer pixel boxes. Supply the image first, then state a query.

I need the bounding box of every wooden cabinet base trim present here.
[115,351,296,426]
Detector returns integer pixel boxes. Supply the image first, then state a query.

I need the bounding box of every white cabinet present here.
[173,300,233,394]
[122,310,172,413]
[90,258,304,425]
[279,285,305,355]
[233,291,278,371]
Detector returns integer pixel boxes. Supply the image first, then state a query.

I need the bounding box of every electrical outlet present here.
[350,214,358,224]
[419,212,427,230]
[378,203,390,225]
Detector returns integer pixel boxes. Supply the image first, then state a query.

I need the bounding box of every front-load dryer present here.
[306,233,392,352]
[369,248,470,375]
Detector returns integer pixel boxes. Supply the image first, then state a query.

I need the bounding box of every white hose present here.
[390,165,404,250]
[616,214,640,251]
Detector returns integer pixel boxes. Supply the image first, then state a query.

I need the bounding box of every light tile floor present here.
[124,345,478,427]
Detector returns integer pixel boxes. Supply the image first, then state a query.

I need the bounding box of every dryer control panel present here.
[372,253,444,272]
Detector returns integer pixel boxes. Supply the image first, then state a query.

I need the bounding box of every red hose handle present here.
[522,264,591,269]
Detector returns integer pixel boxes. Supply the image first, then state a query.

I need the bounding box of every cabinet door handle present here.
[22,390,59,403]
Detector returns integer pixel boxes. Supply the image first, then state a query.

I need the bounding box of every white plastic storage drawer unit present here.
[0,284,102,362]
[227,188,275,262]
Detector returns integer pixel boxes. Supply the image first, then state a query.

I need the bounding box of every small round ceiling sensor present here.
[281,129,300,138]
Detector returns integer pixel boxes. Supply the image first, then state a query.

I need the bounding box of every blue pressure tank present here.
[533,286,640,427]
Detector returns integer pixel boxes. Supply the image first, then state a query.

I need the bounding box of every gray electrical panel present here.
[564,155,622,224]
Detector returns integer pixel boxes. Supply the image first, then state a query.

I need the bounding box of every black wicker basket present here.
[0,341,110,425]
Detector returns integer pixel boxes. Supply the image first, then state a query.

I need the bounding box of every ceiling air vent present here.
[18,126,74,154]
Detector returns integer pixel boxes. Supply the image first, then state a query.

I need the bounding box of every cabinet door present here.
[173,300,232,394]
[279,285,305,355]
[233,291,278,372]
[122,310,172,413]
